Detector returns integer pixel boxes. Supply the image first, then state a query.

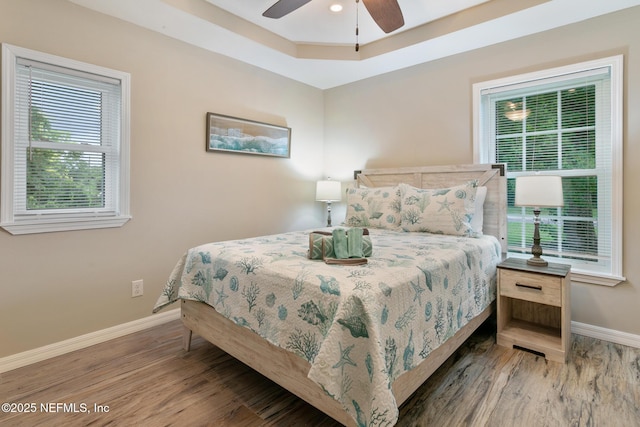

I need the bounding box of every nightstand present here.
[496,258,571,362]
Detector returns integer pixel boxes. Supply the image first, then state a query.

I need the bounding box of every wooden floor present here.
[1,316,639,427]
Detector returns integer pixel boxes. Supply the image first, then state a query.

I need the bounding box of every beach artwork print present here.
[206,112,291,158]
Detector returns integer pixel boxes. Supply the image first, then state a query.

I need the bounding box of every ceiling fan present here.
[263,0,405,34]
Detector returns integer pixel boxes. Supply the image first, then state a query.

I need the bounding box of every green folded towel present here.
[348,227,363,258]
[307,229,373,260]
[332,228,349,259]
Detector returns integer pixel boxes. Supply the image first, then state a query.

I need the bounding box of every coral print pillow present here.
[399,180,479,236]
[344,186,401,229]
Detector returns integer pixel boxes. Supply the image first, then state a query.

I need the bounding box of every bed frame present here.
[181,164,507,426]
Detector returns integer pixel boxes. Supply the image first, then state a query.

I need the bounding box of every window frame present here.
[1,44,131,235]
[473,55,625,286]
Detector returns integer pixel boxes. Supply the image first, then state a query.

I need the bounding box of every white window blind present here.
[474,56,624,285]
[1,44,130,234]
[16,58,120,213]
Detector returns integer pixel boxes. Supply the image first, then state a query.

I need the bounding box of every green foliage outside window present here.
[26,107,105,210]
[497,85,598,259]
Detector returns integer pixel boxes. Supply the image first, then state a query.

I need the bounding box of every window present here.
[1,44,130,234]
[473,55,624,286]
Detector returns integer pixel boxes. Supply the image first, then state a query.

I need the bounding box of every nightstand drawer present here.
[499,269,562,307]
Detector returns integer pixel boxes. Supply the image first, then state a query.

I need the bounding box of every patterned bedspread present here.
[153,228,501,426]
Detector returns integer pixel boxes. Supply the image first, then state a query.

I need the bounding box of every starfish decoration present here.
[437,198,454,212]
[214,285,228,307]
[410,277,425,306]
[332,342,357,372]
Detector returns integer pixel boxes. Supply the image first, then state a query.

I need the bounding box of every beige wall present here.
[0,0,325,357]
[1,1,638,359]
[324,7,640,336]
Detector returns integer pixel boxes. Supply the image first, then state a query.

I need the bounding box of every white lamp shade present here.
[316,180,342,202]
[515,175,564,207]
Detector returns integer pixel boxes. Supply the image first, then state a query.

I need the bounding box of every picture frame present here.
[206,112,291,158]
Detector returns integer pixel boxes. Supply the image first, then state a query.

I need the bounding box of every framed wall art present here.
[206,112,291,158]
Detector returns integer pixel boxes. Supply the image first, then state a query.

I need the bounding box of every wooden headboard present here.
[354,164,507,254]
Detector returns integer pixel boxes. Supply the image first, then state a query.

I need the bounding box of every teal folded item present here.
[332,228,349,259]
[348,227,363,258]
[307,229,372,260]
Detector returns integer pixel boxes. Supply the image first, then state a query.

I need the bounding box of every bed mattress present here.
[153,228,502,426]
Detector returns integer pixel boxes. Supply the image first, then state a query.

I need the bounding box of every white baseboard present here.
[0,308,180,374]
[572,321,640,349]
[2,312,636,374]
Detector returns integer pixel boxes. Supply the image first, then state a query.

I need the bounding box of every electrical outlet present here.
[132,279,144,297]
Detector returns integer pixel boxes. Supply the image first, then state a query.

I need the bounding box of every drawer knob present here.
[515,282,543,291]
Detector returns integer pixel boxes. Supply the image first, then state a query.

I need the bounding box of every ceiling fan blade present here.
[362,0,404,33]
[263,0,313,19]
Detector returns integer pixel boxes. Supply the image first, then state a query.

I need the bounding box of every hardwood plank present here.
[1,317,638,427]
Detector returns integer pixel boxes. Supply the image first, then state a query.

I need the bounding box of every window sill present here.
[570,271,626,287]
[1,216,131,235]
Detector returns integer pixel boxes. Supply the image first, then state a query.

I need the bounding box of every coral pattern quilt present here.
[153,228,501,426]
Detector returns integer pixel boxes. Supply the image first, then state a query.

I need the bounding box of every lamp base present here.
[526,256,548,267]
[527,208,548,267]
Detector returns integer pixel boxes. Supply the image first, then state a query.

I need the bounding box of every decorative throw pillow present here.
[344,186,401,229]
[398,181,479,236]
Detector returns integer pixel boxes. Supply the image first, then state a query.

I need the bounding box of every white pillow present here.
[470,186,487,235]
[398,181,479,237]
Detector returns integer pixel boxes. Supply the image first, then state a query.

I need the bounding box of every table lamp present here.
[515,175,564,266]
[316,178,342,227]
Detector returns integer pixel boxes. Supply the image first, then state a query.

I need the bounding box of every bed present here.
[153,164,507,426]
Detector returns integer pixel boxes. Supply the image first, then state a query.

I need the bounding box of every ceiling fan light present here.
[505,108,531,121]
[504,101,531,121]
[329,4,343,13]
